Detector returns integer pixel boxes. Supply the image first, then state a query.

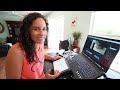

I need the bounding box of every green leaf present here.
[73,31,81,40]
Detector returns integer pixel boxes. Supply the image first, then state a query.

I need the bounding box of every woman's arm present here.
[45,54,61,61]
[5,44,24,79]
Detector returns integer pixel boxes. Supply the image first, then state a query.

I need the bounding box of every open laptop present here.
[64,35,120,79]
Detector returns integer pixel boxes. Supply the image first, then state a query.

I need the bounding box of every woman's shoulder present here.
[8,43,23,56]
[6,43,24,65]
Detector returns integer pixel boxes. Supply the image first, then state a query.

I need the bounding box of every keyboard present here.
[69,54,99,79]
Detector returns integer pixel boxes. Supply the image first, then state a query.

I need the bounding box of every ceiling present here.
[0,11,52,17]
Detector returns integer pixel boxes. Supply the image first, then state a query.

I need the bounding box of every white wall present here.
[48,11,92,51]
[47,11,92,52]
[64,11,92,52]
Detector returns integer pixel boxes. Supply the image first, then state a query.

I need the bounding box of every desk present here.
[98,69,120,79]
[44,48,120,79]
[70,46,80,54]
[44,52,57,73]
[105,69,120,79]
[44,60,53,73]
[44,47,56,72]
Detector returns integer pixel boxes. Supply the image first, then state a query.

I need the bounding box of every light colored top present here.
[21,44,45,79]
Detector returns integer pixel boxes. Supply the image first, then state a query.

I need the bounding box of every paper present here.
[53,58,69,72]
[57,49,65,56]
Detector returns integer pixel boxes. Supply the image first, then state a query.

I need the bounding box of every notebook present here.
[66,35,120,79]
[53,58,69,72]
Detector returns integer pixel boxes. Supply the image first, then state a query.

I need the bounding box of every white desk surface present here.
[106,69,120,79]
[98,69,120,79]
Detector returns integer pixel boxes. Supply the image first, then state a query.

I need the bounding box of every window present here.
[89,11,120,38]
[89,11,120,73]
[48,15,64,50]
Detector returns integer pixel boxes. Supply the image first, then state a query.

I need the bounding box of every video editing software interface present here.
[82,35,120,72]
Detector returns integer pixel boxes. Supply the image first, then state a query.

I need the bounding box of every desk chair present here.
[59,40,77,60]
[59,40,69,51]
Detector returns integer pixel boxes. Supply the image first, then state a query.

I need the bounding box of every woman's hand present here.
[53,55,61,61]
[44,69,61,79]
[45,54,61,61]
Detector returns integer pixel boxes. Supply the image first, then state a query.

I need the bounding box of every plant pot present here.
[74,40,78,48]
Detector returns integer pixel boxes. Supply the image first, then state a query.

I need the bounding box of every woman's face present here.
[30,18,47,44]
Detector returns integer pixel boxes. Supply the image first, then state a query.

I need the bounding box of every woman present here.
[5,12,61,79]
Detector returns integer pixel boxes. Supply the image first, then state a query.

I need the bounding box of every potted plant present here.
[73,31,81,47]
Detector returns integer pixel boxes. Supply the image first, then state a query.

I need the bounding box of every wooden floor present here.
[0,57,6,79]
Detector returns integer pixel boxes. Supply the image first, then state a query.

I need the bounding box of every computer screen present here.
[90,40,107,55]
[82,35,120,72]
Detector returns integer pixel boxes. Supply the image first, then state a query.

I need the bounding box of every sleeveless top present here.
[21,44,45,79]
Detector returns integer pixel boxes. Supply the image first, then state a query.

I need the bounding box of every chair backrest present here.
[59,40,69,51]
[0,44,11,57]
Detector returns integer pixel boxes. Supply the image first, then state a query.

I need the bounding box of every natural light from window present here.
[48,15,64,50]
[89,11,120,38]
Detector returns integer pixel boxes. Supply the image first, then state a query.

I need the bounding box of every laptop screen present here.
[82,35,120,72]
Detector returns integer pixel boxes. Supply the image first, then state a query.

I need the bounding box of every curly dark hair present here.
[19,12,48,64]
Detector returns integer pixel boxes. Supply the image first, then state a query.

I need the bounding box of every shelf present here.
[6,21,22,44]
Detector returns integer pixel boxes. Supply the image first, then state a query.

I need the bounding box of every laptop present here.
[65,35,120,79]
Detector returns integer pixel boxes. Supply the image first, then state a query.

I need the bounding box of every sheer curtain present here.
[48,15,64,50]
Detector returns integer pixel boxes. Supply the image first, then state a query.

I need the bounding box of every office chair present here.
[59,40,69,51]
[59,40,76,59]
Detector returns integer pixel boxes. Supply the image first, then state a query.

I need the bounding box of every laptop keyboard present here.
[69,54,99,79]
